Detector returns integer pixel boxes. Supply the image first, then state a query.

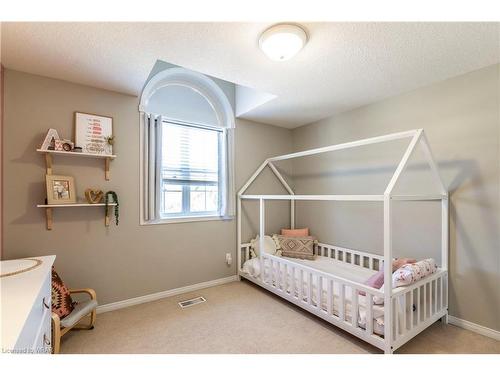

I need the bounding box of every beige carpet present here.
[61,280,500,354]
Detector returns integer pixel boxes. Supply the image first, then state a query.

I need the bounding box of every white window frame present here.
[139,67,235,225]
[159,119,225,220]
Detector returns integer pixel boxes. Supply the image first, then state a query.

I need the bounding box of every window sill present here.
[141,215,234,226]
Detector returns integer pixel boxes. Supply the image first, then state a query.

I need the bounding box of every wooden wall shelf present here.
[37,203,117,230]
[36,149,116,180]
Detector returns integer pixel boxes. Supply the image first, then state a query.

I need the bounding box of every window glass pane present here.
[162,184,182,214]
[160,121,221,218]
[189,185,219,213]
[190,185,205,212]
[205,185,218,212]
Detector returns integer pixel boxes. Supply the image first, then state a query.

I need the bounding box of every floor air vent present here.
[178,296,206,308]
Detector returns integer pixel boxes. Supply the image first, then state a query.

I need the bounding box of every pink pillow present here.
[364,270,385,290]
[281,228,309,237]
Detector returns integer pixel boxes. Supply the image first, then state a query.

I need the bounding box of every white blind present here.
[161,122,220,184]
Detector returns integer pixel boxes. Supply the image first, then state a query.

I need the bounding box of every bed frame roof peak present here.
[238,128,446,199]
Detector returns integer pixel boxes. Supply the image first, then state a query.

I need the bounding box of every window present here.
[161,121,223,218]
[139,67,235,224]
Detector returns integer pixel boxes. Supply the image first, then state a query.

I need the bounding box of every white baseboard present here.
[448,315,500,341]
[97,275,239,314]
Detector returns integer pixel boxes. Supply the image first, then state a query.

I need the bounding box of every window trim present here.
[145,214,233,226]
[139,67,235,226]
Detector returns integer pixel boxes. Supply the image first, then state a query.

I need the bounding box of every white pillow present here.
[393,258,437,287]
[250,235,278,257]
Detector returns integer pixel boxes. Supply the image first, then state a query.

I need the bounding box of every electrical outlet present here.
[225,253,232,265]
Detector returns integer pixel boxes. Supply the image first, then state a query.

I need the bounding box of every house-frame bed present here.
[237,129,448,354]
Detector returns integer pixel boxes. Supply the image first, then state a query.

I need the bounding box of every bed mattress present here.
[241,256,411,336]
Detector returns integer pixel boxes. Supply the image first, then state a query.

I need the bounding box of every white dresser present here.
[1,255,55,354]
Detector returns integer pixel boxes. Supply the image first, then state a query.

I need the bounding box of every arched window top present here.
[139,67,235,128]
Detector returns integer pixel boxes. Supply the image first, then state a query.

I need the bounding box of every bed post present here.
[441,194,449,323]
[383,195,393,354]
[259,198,265,283]
[237,196,242,281]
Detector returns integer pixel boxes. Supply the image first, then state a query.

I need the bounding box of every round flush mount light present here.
[259,23,308,61]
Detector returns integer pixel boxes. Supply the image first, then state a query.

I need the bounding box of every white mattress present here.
[241,256,413,336]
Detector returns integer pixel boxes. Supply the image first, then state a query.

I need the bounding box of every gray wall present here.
[2,69,292,305]
[291,64,500,331]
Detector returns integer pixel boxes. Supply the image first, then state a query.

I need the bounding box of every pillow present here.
[360,258,416,301]
[368,258,437,304]
[363,258,415,291]
[281,228,309,237]
[364,269,385,290]
[393,258,437,287]
[273,234,316,260]
[51,267,76,319]
[392,257,416,272]
[250,235,278,258]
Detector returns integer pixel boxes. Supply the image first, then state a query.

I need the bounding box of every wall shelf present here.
[36,149,116,180]
[37,203,117,230]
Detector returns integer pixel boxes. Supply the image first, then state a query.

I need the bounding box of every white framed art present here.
[74,112,113,155]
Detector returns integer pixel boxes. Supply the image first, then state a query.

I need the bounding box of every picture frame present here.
[46,175,77,205]
[74,112,113,155]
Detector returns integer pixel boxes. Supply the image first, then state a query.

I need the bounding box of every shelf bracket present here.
[45,153,53,175]
[105,158,110,181]
[46,207,53,230]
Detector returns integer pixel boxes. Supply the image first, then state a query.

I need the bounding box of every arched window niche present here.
[139,67,235,224]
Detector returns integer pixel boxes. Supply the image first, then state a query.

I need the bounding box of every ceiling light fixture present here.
[259,24,308,62]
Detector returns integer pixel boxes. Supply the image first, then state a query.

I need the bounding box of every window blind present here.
[161,122,220,185]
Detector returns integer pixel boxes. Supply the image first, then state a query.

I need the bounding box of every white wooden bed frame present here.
[236,129,449,354]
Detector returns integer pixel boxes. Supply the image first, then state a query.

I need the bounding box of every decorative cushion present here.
[363,258,415,291]
[393,258,437,287]
[250,235,278,258]
[51,267,76,319]
[273,234,316,260]
[280,228,309,237]
[392,258,416,272]
[364,269,385,290]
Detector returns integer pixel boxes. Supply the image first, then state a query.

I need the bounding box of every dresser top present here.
[1,255,56,350]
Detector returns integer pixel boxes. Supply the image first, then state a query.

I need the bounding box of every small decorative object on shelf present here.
[40,128,60,150]
[104,191,119,226]
[73,146,83,153]
[75,112,113,155]
[105,135,115,146]
[54,139,74,152]
[84,189,104,204]
[45,175,76,204]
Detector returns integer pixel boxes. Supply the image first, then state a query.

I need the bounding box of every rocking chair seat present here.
[61,299,98,328]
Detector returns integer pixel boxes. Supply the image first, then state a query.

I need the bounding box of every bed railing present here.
[239,242,383,271]
[390,269,448,348]
[314,243,383,272]
[239,243,447,352]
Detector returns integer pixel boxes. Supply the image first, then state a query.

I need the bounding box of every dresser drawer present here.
[14,272,51,352]
[33,308,52,354]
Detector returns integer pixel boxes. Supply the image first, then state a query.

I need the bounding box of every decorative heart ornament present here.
[85,189,104,204]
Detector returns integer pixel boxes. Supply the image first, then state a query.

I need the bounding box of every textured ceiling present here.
[2,22,499,128]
